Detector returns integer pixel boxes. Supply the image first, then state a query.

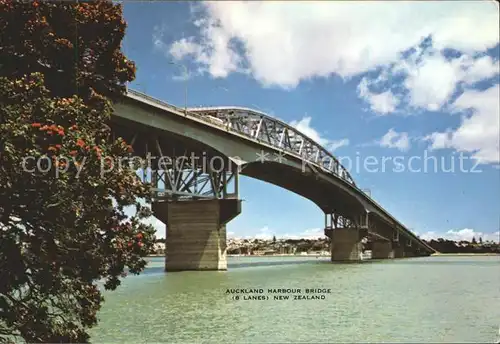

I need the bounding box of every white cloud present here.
[362,48,499,114]
[169,38,202,60]
[378,128,410,152]
[402,51,466,111]
[419,228,500,243]
[425,131,451,150]
[462,55,500,84]
[243,226,273,240]
[281,228,324,240]
[163,2,498,87]
[425,84,500,164]
[167,14,242,78]
[327,139,350,152]
[290,116,327,146]
[290,116,349,152]
[295,228,324,240]
[152,25,168,52]
[358,78,400,114]
[239,227,325,240]
[159,2,499,163]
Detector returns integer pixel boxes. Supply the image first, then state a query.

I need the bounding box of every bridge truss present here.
[111,127,239,201]
[186,105,356,186]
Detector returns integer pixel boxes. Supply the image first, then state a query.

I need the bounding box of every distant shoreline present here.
[227,254,328,257]
[147,253,499,259]
[146,254,328,258]
[432,253,500,256]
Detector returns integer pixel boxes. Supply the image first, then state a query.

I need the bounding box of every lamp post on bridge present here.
[169,61,188,115]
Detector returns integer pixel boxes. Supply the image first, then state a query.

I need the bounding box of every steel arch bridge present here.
[112,89,435,255]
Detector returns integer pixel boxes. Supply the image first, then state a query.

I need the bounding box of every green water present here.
[89,256,500,343]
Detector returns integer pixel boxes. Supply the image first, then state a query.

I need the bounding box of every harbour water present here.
[89,255,500,343]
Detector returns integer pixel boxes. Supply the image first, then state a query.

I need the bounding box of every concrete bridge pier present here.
[328,228,364,262]
[152,199,241,271]
[372,240,394,259]
[393,245,405,258]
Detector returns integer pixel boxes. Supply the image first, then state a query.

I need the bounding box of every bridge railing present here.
[127,89,210,123]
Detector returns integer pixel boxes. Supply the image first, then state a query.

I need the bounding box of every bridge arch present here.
[113,89,436,254]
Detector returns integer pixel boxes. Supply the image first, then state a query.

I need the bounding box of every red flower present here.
[136,233,143,240]
[55,144,61,149]
[138,242,144,248]
[127,242,133,248]
[31,123,41,128]
[58,130,65,136]
[76,139,85,148]
[33,1,39,8]
[69,150,78,156]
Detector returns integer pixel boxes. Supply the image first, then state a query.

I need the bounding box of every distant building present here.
[153,242,165,254]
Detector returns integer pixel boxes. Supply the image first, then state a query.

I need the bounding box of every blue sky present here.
[121,1,499,242]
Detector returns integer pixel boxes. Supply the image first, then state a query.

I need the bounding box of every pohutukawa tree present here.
[0,1,156,342]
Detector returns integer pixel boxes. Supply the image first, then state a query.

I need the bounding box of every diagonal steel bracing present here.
[186,106,354,185]
[110,128,239,201]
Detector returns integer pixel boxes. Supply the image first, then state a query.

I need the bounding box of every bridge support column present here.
[393,246,404,258]
[372,241,394,259]
[330,228,363,262]
[152,199,241,271]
